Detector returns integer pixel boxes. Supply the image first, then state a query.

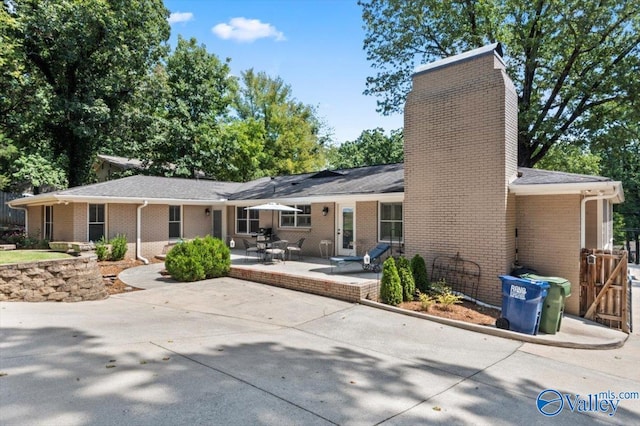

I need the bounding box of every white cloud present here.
[212,17,286,43]
[168,12,194,25]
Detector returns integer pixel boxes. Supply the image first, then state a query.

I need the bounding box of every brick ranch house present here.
[8,44,624,315]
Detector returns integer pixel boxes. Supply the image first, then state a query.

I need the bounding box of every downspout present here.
[580,186,619,249]
[136,201,149,264]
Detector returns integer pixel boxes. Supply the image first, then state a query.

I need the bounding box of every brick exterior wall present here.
[584,201,598,248]
[516,195,581,315]
[183,205,211,239]
[106,204,137,258]
[27,206,43,239]
[355,201,378,256]
[227,203,337,258]
[139,204,169,258]
[404,49,518,307]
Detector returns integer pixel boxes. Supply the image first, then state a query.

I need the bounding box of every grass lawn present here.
[0,250,73,265]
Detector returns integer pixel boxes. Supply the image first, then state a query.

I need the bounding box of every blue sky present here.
[163,0,404,144]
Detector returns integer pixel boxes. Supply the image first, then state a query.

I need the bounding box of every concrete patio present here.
[227,250,382,303]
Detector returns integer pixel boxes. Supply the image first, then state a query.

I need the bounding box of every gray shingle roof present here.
[229,163,405,200]
[9,163,620,206]
[512,168,614,185]
[24,175,242,202]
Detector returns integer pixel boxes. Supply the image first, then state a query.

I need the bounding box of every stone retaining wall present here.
[0,256,108,302]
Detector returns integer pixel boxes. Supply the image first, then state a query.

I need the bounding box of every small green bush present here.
[436,291,463,311]
[410,254,429,293]
[380,257,402,306]
[165,236,230,282]
[419,293,435,311]
[395,256,415,301]
[95,237,109,261]
[110,234,128,261]
[429,278,450,296]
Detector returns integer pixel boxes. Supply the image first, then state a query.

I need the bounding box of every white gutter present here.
[136,201,149,264]
[580,186,620,248]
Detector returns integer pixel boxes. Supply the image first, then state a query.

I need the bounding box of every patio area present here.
[228,250,382,303]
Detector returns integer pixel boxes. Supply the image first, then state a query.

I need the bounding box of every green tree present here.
[11,154,67,194]
[359,0,640,168]
[0,134,18,190]
[140,37,236,179]
[410,254,430,294]
[327,127,403,169]
[395,256,415,301]
[534,143,601,176]
[5,0,170,187]
[234,69,327,176]
[215,119,266,182]
[380,257,403,305]
[590,107,640,229]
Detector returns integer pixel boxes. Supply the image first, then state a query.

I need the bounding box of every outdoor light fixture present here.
[363,251,370,265]
[322,206,329,216]
[229,238,235,248]
[205,208,211,216]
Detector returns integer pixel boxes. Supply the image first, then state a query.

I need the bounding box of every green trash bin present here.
[521,274,571,334]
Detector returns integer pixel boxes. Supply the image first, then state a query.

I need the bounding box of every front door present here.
[212,209,223,239]
[337,204,355,256]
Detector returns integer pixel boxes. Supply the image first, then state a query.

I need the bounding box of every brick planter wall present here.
[0,257,108,302]
[228,266,380,303]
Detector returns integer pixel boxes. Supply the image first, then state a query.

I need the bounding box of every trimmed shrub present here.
[419,293,435,311]
[395,256,415,301]
[110,234,128,261]
[95,237,109,261]
[165,236,230,282]
[380,257,402,306]
[410,254,429,293]
[436,290,463,311]
[196,236,231,278]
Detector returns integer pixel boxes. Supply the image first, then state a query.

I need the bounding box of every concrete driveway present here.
[1,271,639,425]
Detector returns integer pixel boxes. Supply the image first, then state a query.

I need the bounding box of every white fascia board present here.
[7,194,58,207]
[510,181,624,202]
[10,195,228,206]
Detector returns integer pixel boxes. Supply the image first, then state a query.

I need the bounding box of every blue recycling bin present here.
[496,275,550,335]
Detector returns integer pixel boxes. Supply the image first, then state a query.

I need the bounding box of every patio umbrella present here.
[245,203,301,231]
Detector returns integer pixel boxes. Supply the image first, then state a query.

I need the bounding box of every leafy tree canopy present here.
[233,69,327,177]
[327,127,403,169]
[360,0,640,168]
[137,36,237,179]
[3,0,170,187]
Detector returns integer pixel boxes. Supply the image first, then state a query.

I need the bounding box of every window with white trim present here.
[88,204,105,242]
[169,205,181,239]
[44,205,53,241]
[236,207,260,234]
[379,202,403,242]
[280,205,311,228]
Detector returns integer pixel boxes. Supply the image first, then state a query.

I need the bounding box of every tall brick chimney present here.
[403,43,518,306]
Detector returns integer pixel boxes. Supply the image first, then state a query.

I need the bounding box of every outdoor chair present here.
[264,240,287,263]
[286,238,305,260]
[329,242,391,273]
[243,239,261,261]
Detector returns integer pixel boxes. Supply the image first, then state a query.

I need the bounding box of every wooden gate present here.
[580,249,631,333]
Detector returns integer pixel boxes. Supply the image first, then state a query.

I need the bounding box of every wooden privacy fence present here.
[580,249,631,333]
[0,192,25,228]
